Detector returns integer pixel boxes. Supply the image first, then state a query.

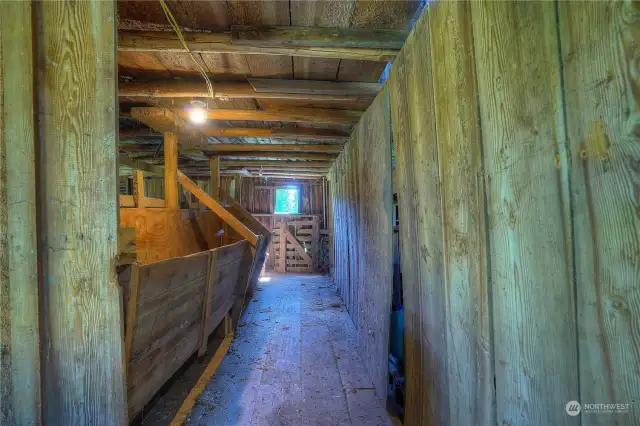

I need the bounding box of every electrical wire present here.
[158,0,215,100]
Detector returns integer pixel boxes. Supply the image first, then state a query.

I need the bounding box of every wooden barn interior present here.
[1,0,638,425]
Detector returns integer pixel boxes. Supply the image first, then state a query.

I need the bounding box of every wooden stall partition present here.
[387,9,448,425]
[472,3,579,425]
[327,87,393,401]
[429,3,493,426]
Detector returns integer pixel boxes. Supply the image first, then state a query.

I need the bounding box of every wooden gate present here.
[273,218,320,273]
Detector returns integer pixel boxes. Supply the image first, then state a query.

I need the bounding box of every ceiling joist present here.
[202,144,342,154]
[118,26,402,61]
[173,107,361,124]
[221,160,331,168]
[203,152,338,161]
[120,126,349,142]
[231,25,407,50]
[119,80,379,102]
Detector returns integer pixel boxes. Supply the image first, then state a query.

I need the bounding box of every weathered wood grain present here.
[231,25,407,49]
[559,2,640,424]
[387,8,448,426]
[355,87,393,399]
[0,2,42,424]
[327,86,392,400]
[428,3,493,425]
[36,1,126,423]
[471,2,578,425]
[118,30,398,62]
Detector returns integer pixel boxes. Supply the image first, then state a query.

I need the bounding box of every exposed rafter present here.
[120,126,350,142]
[230,25,407,49]
[200,144,343,154]
[221,160,331,168]
[172,107,361,124]
[118,27,401,61]
[204,152,338,161]
[119,80,378,102]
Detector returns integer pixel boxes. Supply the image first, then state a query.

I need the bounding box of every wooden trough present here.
[117,172,271,419]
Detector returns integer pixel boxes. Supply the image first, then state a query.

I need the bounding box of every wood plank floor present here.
[187,273,391,426]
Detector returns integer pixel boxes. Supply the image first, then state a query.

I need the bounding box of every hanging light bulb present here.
[188,100,207,124]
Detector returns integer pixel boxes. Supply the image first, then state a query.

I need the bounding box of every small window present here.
[275,187,300,214]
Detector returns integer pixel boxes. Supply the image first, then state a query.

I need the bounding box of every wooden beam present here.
[225,167,331,174]
[248,78,380,96]
[177,170,258,246]
[221,160,332,168]
[120,127,350,142]
[130,107,204,147]
[118,30,398,62]
[202,144,343,153]
[202,127,350,141]
[210,156,220,200]
[172,107,361,124]
[119,80,376,102]
[164,132,179,208]
[132,170,144,207]
[241,172,326,179]
[119,154,164,175]
[211,152,338,161]
[231,25,407,49]
[0,2,42,423]
[37,0,126,423]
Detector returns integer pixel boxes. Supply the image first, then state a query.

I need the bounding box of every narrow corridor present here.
[187,274,391,426]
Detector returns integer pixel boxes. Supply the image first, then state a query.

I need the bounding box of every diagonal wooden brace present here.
[177,170,259,247]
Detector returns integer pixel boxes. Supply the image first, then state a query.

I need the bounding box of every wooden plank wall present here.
[559,3,639,424]
[379,2,639,426]
[327,87,393,400]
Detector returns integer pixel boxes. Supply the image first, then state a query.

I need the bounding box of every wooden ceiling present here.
[118,0,423,178]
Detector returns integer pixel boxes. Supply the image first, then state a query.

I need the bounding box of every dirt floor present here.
[173,273,392,426]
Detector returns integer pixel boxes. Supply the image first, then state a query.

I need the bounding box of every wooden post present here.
[132,170,145,207]
[210,155,220,200]
[164,132,179,208]
[278,223,287,273]
[35,0,127,424]
[0,2,42,424]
